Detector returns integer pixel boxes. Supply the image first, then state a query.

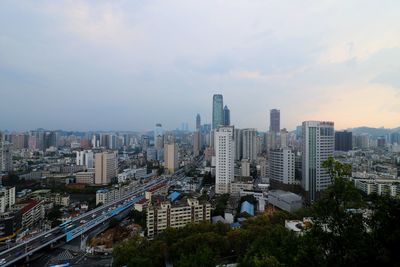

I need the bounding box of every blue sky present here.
[1,0,400,131]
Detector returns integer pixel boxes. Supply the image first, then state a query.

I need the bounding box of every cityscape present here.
[1,1,400,267]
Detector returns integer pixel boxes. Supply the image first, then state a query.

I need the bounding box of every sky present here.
[1,0,400,132]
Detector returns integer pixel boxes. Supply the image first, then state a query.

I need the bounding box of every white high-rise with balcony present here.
[215,126,235,194]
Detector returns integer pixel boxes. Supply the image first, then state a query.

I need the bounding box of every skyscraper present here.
[302,121,334,202]
[242,128,257,162]
[196,114,201,130]
[193,131,201,157]
[234,128,243,161]
[164,143,179,174]
[223,105,230,126]
[215,126,235,194]
[335,131,353,151]
[270,109,280,133]
[212,94,224,129]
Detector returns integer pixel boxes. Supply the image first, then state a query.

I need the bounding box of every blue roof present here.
[168,191,181,202]
[240,201,255,216]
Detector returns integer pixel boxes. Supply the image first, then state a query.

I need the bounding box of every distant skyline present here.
[1,1,400,131]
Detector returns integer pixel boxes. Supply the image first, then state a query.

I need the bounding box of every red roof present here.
[137,198,148,205]
[148,183,166,193]
[20,200,40,214]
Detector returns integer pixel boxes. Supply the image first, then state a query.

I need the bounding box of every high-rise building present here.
[335,131,353,152]
[212,94,224,129]
[196,114,201,130]
[215,126,235,194]
[223,105,230,126]
[76,150,95,169]
[270,109,280,133]
[164,143,178,174]
[141,135,150,151]
[269,148,296,185]
[241,159,250,177]
[193,131,201,157]
[234,129,243,161]
[95,151,118,185]
[302,121,334,202]
[0,142,13,173]
[242,128,257,162]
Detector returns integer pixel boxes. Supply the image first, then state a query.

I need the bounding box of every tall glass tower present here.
[223,105,230,126]
[212,94,223,129]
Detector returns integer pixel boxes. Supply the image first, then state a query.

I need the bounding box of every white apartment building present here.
[269,148,297,185]
[302,121,335,202]
[215,126,235,194]
[147,198,211,238]
[0,187,16,213]
[76,150,94,169]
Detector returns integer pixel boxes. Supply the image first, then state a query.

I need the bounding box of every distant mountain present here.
[346,127,400,136]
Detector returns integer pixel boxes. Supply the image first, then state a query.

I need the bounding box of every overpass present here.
[0,167,188,267]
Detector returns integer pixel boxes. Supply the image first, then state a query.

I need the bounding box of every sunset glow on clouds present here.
[0,0,399,131]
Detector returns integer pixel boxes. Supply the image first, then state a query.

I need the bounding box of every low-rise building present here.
[16,200,45,229]
[0,186,16,213]
[0,211,22,241]
[268,190,303,213]
[96,181,140,205]
[230,176,254,195]
[147,197,211,238]
[75,171,95,184]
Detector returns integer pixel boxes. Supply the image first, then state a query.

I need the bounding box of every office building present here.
[223,105,230,126]
[196,114,201,130]
[242,128,257,162]
[95,151,118,185]
[302,121,334,202]
[335,131,353,152]
[212,94,224,129]
[75,171,95,184]
[215,126,235,194]
[164,143,178,174]
[270,109,280,133]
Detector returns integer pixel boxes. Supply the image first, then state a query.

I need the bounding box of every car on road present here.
[0,258,6,265]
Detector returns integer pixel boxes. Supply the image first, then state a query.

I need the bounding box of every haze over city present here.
[1,0,400,131]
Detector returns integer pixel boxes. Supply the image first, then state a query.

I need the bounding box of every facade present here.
[18,200,45,229]
[215,126,235,194]
[95,151,118,185]
[96,181,139,205]
[242,128,257,162]
[301,121,334,202]
[335,131,353,152]
[212,94,224,129]
[223,105,230,126]
[147,198,211,238]
[241,159,250,177]
[269,148,296,185]
[164,143,178,174]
